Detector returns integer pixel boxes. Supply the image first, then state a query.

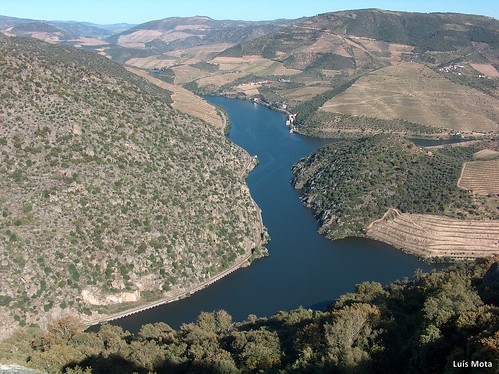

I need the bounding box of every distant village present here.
[438,63,487,79]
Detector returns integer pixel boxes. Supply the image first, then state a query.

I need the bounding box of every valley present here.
[0,5,498,373]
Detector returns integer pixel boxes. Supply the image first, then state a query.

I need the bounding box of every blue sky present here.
[1,0,497,24]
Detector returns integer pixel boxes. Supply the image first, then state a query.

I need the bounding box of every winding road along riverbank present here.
[83,105,265,327]
[103,97,436,333]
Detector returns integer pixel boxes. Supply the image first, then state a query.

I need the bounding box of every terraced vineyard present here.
[368,209,499,259]
[458,160,499,195]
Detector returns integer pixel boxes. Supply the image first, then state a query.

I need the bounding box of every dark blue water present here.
[111,98,435,332]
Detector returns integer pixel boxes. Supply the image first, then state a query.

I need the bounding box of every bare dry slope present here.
[127,67,224,128]
[458,160,499,195]
[368,208,499,259]
[320,62,499,133]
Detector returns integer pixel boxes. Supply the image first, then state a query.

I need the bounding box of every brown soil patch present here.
[172,65,213,84]
[126,56,177,69]
[367,208,499,259]
[320,62,499,133]
[470,63,499,78]
[458,160,499,195]
[127,67,223,128]
[70,37,109,46]
[282,86,331,102]
[473,149,499,160]
[196,71,248,89]
[303,33,351,57]
[117,30,160,45]
[165,43,233,60]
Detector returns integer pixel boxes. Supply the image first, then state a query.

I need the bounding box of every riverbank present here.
[97,96,435,332]
[82,102,267,328]
[292,134,499,260]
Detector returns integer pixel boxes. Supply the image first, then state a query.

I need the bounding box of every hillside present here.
[0,15,130,49]
[0,35,263,337]
[458,159,499,195]
[168,10,499,138]
[103,16,295,64]
[291,135,499,247]
[367,208,499,259]
[3,10,498,139]
[1,259,498,373]
[317,62,499,135]
[125,67,225,128]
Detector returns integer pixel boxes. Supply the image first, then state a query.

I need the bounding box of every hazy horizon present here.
[0,0,497,25]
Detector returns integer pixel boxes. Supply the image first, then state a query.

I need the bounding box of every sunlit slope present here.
[127,67,224,128]
[458,160,499,195]
[367,208,499,258]
[291,135,499,250]
[320,63,499,133]
[0,35,260,336]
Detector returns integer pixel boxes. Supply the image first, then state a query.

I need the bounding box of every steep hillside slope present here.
[221,9,498,71]
[180,10,499,138]
[291,135,498,244]
[102,16,295,65]
[318,62,499,134]
[108,16,293,50]
[0,35,262,337]
[0,15,120,46]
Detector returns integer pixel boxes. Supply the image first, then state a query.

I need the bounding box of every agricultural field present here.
[367,208,499,259]
[470,63,499,78]
[348,37,415,65]
[171,64,213,85]
[281,86,332,104]
[458,160,499,195]
[164,43,234,60]
[193,56,301,91]
[292,135,498,241]
[70,37,109,47]
[125,56,177,69]
[473,149,499,160]
[319,62,499,133]
[127,67,224,128]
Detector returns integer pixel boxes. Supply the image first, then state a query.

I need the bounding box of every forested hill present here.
[1,259,498,373]
[221,9,499,70]
[292,135,498,240]
[0,34,261,337]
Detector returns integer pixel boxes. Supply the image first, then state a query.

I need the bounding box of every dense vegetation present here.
[292,135,498,240]
[1,259,498,373]
[315,10,499,54]
[300,111,446,138]
[0,35,261,336]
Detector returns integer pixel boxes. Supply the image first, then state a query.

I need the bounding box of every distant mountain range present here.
[0,15,134,40]
[1,10,498,138]
[106,16,297,52]
[0,14,298,64]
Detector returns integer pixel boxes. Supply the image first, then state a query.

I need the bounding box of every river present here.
[110,97,436,332]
